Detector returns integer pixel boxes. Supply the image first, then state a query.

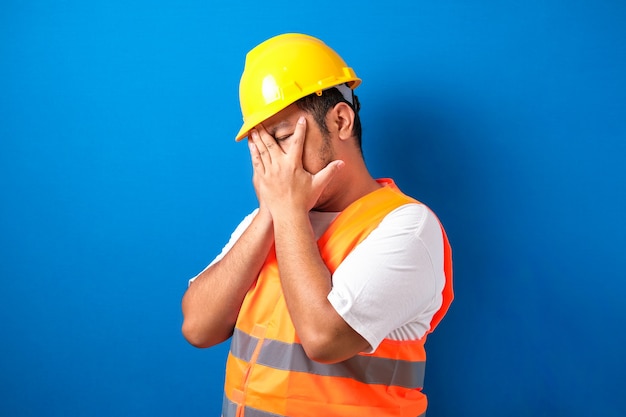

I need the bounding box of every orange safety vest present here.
[223,179,453,417]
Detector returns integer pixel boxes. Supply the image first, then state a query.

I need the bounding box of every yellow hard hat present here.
[235,33,361,141]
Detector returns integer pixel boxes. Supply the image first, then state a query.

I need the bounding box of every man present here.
[182,33,453,417]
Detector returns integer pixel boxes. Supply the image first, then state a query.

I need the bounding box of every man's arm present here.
[181,208,273,348]
[272,211,371,363]
[248,119,369,363]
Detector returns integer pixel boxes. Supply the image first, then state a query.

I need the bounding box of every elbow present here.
[302,342,343,364]
[304,348,341,364]
[181,317,231,348]
[181,290,233,348]
[181,319,211,348]
[299,332,348,364]
[297,319,371,364]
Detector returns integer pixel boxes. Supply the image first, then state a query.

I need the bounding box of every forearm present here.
[181,209,273,347]
[274,212,332,331]
[273,212,368,363]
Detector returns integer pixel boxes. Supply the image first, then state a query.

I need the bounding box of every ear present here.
[329,102,355,141]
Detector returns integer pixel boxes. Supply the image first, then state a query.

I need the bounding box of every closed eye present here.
[275,134,293,142]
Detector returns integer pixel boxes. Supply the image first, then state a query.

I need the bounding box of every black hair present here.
[295,87,362,151]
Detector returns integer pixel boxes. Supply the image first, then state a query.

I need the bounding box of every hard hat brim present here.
[234,78,361,141]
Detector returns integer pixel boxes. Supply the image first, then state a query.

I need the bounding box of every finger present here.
[250,129,272,165]
[313,159,345,192]
[255,124,282,160]
[290,116,307,163]
[257,124,281,152]
[248,139,265,173]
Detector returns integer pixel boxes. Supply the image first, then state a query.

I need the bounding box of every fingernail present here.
[297,116,306,125]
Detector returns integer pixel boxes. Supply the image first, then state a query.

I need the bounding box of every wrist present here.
[272,209,312,234]
[254,206,274,226]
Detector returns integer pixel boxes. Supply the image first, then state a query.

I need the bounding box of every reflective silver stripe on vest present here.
[223,395,284,417]
[230,329,425,389]
[223,394,426,417]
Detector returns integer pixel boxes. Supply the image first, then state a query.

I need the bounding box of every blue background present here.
[1,1,625,416]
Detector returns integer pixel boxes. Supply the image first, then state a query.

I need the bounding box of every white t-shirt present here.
[192,203,446,353]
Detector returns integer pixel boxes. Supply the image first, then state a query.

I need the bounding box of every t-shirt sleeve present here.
[327,204,446,352]
[188,209,258,286]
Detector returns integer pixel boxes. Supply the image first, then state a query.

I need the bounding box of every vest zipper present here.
[237,324,267,417]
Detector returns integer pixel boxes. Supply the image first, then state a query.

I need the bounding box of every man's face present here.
[258,103,335,176]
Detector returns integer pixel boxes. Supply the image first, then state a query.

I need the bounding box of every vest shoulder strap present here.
[318,179,418,273]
